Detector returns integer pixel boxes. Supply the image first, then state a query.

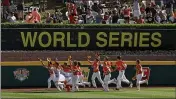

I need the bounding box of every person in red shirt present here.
[102,61,117,92]
[87,57,105,90]
[123,5,131,24]
[136,15,145,24]
[132,59,148,91]
[77,62,91,87]
[115,56,133,90]
[38,58,56,89]
[71,60,80,92]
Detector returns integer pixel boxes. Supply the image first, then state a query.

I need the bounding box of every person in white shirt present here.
[7,12,16,23]
[86,9,94,24]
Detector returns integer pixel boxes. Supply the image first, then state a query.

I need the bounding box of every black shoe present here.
[115,88,120,90]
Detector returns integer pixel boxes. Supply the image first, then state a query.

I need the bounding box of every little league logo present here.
[13,68,29,82]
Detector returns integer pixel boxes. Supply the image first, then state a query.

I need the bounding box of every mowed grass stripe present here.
[1,92,65,98]
[92,90,166,98]
[1,87,175,98]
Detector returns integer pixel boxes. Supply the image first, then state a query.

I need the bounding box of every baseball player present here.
[103,62,112,92]
[77,62,91,87]
[53,61,65,91]
[38,58,61,90]
[87,57,105,89]
[71,60,80,92]
[115,56,133,90]
[132,59,148,91]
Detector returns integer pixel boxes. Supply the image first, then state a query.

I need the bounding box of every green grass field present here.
[2,87,175,98]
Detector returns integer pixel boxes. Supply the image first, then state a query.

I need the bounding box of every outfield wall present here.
[1,61,176,88]
[1,24,176,88]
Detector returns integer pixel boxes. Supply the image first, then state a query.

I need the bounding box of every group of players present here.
[38,53,148,92]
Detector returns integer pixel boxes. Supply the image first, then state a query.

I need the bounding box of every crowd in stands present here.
[66,0,176,24]
[1,0,176,24]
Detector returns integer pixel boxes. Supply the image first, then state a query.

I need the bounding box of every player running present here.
[71,60,80,92]
[115,56,133,90]
[87,56,105,89]
[77,62,91,87]
[53,60,65,91]
[132,59,148,91]
[38,58,61,90]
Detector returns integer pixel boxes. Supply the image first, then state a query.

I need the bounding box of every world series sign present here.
[1,28,176,50]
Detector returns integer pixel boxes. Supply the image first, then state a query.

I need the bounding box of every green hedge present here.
[2,23,176,29]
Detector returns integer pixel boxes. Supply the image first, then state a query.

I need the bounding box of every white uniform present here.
[47,67,56,89]
[54,68,65,90]
[103,66,116,91]
[136,64,148,90]
[116,63,131,89]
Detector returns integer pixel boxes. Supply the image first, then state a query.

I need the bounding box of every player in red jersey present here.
[77,62,91,87]
[132,59,148,91]
[71,60,80,92]
[38,58,58,89]
[115,56,133,90]
[53,59,66,91]
[102,61,116,92]
[87,57,105,89]
[103,57,116,87]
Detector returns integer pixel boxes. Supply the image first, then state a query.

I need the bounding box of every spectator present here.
[160,11,167,23]
[92,2,101,13]
[2,0,10,19]
[95,11,103,24]
[32,8,41,23]
[45,12,53,23]
[145,3,152,14]
[16,1,24,20]
[136,15,145,24]
[140,2,146,17]
[154,13,161,23]
[133,0,141,18]
[81,8,87,24]
[78,15,84,24]
[102,12,110,24]
[86,9,94,24]
[146,12,154,23]
[55,9,63,23]
[112,10,119,24]
[123,5,131,24]
[25,12,34,23]
[7,12,16,23]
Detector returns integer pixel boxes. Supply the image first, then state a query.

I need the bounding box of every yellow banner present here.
[1,61,176,66]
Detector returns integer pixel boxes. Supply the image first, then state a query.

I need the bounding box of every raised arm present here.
[38,58,48,68]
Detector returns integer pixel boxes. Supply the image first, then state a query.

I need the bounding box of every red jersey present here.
[136,64,142,74]
[92,61,99,72]
[104,61,112,67]
[116,60,125,71]
[77,66,82,75]
[123,8,130,17]
[72,66,79,75]
[63,66,71,72]
[103,66,111,75]
[48,67,54,75]
[137,19,144,24]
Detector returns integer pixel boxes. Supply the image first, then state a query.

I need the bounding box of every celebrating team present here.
[38,53,148,92]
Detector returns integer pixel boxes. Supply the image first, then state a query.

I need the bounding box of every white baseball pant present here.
[104,73,111,91]
[79,74,90,86]
[72,75,79,92]
[116,70,124,89]
[91,71,104,88]
[136,73,147,90]
[47,74,55,88]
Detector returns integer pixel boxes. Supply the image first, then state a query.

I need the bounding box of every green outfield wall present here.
[1,64,176,88]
